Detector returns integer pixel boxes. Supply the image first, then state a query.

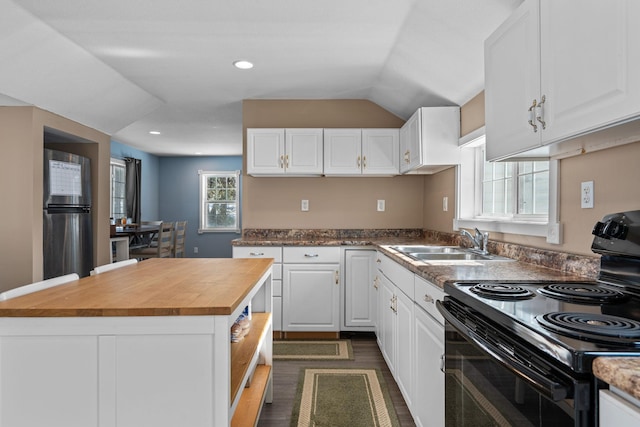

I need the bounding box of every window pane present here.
[518,173,533,214]
[534,171,549,215]
[200,171,240,231]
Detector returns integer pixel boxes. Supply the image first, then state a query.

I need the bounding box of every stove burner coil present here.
[469,283,535,300]
[537,312,640,344]
[538,283,628,304]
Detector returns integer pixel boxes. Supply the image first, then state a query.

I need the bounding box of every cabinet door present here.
[600,389,640,427]
[484,0,541,161]
[344,249,376,328]
[282,263,339,331]
[362,129,399,175]
[395,289,414,409]
[413,306,444,427]
[540,0,640,144]
[399,110,420,173]
[377,274,396,373]
[285,128,324,174]
[246,129,286,175]
[323,129,362,175]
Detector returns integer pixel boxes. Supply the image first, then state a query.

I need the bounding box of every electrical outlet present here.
[443,196,448,212]
[377,200,385,212]
[581,181,594,209]
[301,199,309,211]
[193,246,199,254]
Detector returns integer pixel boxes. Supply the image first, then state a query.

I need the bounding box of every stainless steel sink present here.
[391,245,463,254]
[390,245,513,262]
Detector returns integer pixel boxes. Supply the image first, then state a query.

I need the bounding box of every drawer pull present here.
[249,252,265,256]
[304,254,319,258]
[335,270,339,285]
[423,294,434,304]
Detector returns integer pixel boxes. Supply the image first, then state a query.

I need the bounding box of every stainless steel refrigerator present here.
[43,149,93,279]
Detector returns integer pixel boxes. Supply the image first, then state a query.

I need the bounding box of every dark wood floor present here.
[257,332,416,427]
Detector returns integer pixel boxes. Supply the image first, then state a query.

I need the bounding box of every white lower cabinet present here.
[378,273,397,373]
[232,246,282,331]
[282,247,340,332]
[600,388,640,427]
[395,287,414,409]
[376,252,415,409]
[344,249,376,329]
[413,286,445,427]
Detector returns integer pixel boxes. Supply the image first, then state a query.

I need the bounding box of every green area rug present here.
[274,340,354,360]
[291,368,400,427]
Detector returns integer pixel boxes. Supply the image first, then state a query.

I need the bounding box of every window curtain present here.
[124,157,141,225]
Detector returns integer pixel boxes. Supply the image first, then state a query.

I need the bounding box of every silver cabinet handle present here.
[249,252,264,256]
[528,99,538,132]
[440,354,445,374]
[335,270,339,285]
[362,156,367,169]
[536,94,547,129]
[376,258,381,264]
[304,253,319,258]
[423,293,434,304]
[357,155,361,168]
[279,155,284,169]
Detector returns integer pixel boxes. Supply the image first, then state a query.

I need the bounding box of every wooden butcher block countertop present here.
[0,258,273,317]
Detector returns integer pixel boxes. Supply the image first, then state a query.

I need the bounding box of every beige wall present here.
[460,91,485,137]
[242,100,425,229]
[0,107,111,290]
[425,91,640,256]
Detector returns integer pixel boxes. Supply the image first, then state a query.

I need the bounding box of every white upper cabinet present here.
[399,107,460,174]
[323,129,362,175]
[485,0,640,161]
[324,128,399,176]
[247,128,323,176]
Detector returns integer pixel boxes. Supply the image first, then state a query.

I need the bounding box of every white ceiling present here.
[1,0,522,156]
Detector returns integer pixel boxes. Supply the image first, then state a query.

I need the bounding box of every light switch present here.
[301,199,309,211]
[377,200,385,212]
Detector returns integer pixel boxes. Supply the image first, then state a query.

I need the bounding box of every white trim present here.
[198,170,241,233]
[455,131,561,243]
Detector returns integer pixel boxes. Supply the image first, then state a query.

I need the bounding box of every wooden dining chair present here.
[90,259,138,275]
[173,221,187,258]
[129,222,174,259]
[0,273,79,301]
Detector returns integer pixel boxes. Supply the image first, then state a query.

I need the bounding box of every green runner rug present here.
[274,340,354,360]
[290,368,400,427]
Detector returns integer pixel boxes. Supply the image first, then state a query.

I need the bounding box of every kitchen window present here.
[198,170,240,233]
[455,128,560,242]
[110,159,126,220]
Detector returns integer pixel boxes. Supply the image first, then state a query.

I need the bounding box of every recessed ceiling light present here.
[149,130,161,135]
[233,60,254,70]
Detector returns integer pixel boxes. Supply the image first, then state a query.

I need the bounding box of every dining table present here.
[111,223,161,248]
[0,258,274,427]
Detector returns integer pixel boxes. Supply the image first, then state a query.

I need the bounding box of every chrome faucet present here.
[460,228,489,254]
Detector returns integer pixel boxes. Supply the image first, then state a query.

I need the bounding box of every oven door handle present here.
[436,300,569,402]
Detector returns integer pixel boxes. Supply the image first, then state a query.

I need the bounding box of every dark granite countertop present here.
[593,357,640,401]
[232,230,598,288]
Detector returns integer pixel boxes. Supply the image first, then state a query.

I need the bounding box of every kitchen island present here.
[0,258,273,427]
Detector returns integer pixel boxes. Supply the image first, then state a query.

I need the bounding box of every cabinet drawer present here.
[233,246,282,263]
[376,252,414,299]
[283,246,340,263]
[414,275,445,325]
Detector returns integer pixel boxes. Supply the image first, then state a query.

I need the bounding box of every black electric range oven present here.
[437,210,640,427]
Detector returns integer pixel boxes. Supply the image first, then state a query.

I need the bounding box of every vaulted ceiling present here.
[0,0,521,155]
